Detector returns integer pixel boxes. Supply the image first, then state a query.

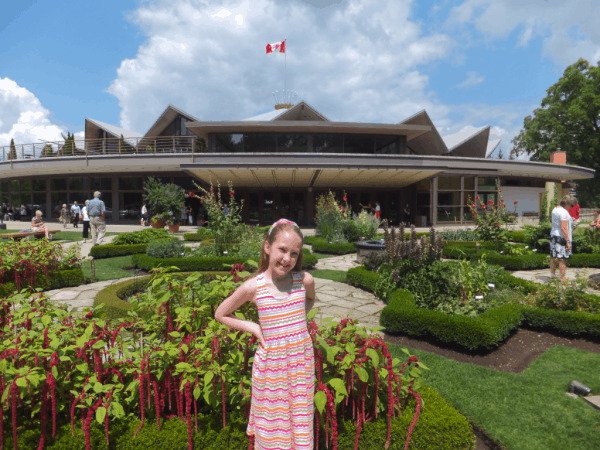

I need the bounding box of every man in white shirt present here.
[550,197,572,282]
[71,201,81,228]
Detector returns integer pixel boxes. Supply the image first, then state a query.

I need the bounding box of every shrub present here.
[439,229,478,241]
[523,222,552,252]
[310,238,357,254]
[381,223,443,266]
[507,230,527,243]
[196,227,214,236]
[523,275,599,313]
[144,176,186,217]
[349,210,379,241]
[0,268,84,297]
[466,185,514,250]
[111,228,170,246]
[183,233,205,241]
[146,238,185,258]
[89,243,149,259]
[315,190,346,241]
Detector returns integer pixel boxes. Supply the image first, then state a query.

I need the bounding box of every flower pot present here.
[152,219,164,229]
[168,223,180,233]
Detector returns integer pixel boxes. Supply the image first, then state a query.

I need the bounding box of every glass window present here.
[463,192,476,205]
[215,134,244,152]
[416,179,431,191]
[51,179,67,191]
[119,177,143,191]
[416,192,430,206]
[278,134,308,152]
[68,193,86,206]
[51,193,67,218]
[360,192,371,209]
[437,207,461,222]
[313,134,343,153]
[32,193,47,216]
[20,180,32,192]
[69,178,89,191]
[173,177,198,191]
[1,182,8,192]
[344,135,374,154]
[244,134,277,153]
[438,176,461,190]
[464,177,475,190]
[32,179,46,191]
[375,136,398,154]
[119,192,144,220]
[263,192,273,224]
[437,192,461,206]
[249,193,259,222]
[0,193,7,204]
[11,193,20,207]
[478,177,497,190]
[90,178,112,191]
[11,180,20,192]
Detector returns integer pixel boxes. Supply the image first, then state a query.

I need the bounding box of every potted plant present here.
[164,215,180,233]
[144,177,186,229]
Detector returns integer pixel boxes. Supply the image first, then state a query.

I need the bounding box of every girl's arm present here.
[214,278,267,348]
[303,272,317,315]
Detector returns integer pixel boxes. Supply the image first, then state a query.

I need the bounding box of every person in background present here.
[188,206,193,225]
[374,201,381,220]
[60,204,70,229]
[550,196,573,282]
[13,205,21,222]
[359,201,373,213]
[141,203,148,226]
[181,204,188,225]
[71,201,81,229]
[1,203,6,224]
[590,209,600,229]
[20,204,27,220]
[31,210,50,240]
[403,203,411,225]
[81,200,90,243]
[223,203,230,217]
[568,196,580,223]
[87,191,106,246]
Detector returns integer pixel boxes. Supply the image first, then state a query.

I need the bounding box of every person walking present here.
[71,201,81,228]
[568,197,580,224]
[0,203,6,224]
[187,206,193,225]
[31,210,51,240]
[374,201,381,220]
[550,196,573,282]
[141,203,148,226]
[87,191,106,246]
[8,205,14,221]
[181,205,188,225]
[60,204,70,229]
[81,200,90,242]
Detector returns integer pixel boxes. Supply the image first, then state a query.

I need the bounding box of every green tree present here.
[510,59,600,207]
[9,138,17,160]
[497,146,505,160]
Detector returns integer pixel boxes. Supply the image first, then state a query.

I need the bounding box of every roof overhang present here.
[448,126,491,158]
[142,105,200,138]
[397,110,448,156]
[186,121,431,141]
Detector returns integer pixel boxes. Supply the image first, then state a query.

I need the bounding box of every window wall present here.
[434,176,500,223]
[50,177,112,219]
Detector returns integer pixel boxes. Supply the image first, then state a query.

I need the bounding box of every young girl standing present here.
[215,219,316,450]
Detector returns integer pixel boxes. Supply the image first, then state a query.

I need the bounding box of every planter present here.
[168,223,181,233]
[355,239,386,263]
[151,219,164,229]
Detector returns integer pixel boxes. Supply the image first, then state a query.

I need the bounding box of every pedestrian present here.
[215,219,316,449]
[60,204,69,229]
[590,209,600,230]
[188,206,193,225]
[87,191,106,246]
[141,203,148,226]
[181,205,188,225]
[568,196,580,224]
[81,200,90,242]
[71,201,81,228]
[31,210,51,240]
[8,205,14,221]
[20,204,27,220]
[374,201,381,219]
[0,203,6,223]
[223,203,230,217]
[403,203,411,225]
[550,196,573,282]
[13,205,21,222]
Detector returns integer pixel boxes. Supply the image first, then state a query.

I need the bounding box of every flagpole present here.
[284,38,287,102]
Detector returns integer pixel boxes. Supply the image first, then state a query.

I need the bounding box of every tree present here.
[9,138,17,160]
[510,58,600,206]
[497,146,505,160]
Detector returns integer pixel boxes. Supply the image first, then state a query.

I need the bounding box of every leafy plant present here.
[526,273,599,312]
[146,239,184,258]
[523,222,552,253]
[381,222,443,265]
[466,183,514,250]
[111,229,170,246]
[144,177,186,217]
[439,229,478,241]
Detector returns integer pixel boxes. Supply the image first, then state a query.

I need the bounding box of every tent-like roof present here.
[486,138,502,158]
[397,110,448,155]
[443,126,491,158]
[84,118,142,140]
[142,105,200,137]
[242,101,329,122]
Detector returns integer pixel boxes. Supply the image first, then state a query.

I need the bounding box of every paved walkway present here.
[511,267,600,295]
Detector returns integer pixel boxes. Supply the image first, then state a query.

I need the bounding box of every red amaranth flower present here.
[189,192,196,198]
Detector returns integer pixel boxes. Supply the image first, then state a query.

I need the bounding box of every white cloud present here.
[448,0,600,66]
[0,77,66,148]
[456,71,485,88]
[107,0,454,132]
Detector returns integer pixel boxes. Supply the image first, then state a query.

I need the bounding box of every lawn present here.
[82,255,135,281]
[388,344,600,450]
[310,269,348,282]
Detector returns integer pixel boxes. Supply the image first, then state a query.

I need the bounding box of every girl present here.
[374,201,381,220]
[215,219,316,450]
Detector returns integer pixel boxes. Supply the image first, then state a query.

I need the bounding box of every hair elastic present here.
[268,219,299,236]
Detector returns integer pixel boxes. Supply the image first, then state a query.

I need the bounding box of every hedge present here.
[90,243,149,258]
[347,266,599,350]
[132,248,318,272]
[2,386,474,450]
[183,233,208,241]
[310,238,357,254]
[0,268,85,298]
[507,230,527,243]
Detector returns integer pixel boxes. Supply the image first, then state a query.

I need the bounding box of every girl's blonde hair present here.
[256,223,304,275]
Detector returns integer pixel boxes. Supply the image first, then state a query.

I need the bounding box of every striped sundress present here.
[248,272,315,450]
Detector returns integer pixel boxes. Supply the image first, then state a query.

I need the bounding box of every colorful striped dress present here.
[248,272,315,450]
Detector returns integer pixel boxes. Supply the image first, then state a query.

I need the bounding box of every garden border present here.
[0,268,85,298]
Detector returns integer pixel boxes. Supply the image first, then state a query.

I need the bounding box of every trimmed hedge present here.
[310,238,357,254]
[0,268,84,298]
[507,230,527,242]
[348,266,599,350]
[470,252,549,270]
[2,386,474,450]
[183,233,206,241]
[90,243,149,258]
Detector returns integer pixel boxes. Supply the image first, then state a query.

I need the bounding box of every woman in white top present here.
[81,200,90,242]
[550,196,573,281]
[141,203,148,226]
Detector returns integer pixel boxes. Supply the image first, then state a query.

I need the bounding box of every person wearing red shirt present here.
[568,201,580,220]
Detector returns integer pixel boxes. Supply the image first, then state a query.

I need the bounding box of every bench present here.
[522,212,540,218]
[1,230,60,241]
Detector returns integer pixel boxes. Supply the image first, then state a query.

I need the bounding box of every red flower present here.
[473,212,478,217]
[471,202,476,208]
[476,196,480,201]
[488,200,494,205]
[495,222,500,227]
[189,192,196,198]
[201,220,206,224]
[229,191,235,196]
[343,196,347,201]
[408,356,419,363]
[514,201,518,205]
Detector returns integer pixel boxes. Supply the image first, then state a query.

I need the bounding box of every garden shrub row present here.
[89,243,149,258]
[0,268,84,298]
[507,230,527,242]
[348,266,600,350]
[3,386,474,450]
[310,238,358,254]
[183,233,211,241]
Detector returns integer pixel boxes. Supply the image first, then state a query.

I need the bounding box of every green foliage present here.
[146,238,185,258]
[310,238,357,254]
[511,59,600,207]
[506,230,527,242]
[539,191,550,223]
[315,191,346,242]
[9,138,18,159]
[0,268,84,298]
[348,210,379,241]
[183,233,209,241]
[572,226,600,253]
[111,228,170,246]
[144,177,186,216]
[439,229,478,241]
[524,273,599,313]
[465,186,512,250]
[89,243,149,259]
[196,227,215,236]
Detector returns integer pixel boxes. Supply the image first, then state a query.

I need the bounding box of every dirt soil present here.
[383,329,600,450]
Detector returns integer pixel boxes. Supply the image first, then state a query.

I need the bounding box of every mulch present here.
[382,329,600,450]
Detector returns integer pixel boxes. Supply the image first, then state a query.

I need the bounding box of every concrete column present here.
[112,176,119,223]
[432,176,438,225]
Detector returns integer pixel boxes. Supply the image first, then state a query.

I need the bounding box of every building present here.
[0,102,594,226]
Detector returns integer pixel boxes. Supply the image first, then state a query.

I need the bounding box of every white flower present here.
[533,249,537,252]
[525,246,529,249]
[500,251,504,254]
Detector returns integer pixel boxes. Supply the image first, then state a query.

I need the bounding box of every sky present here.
[1,0,599,158]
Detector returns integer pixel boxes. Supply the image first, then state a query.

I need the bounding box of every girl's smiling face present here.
[265,230,303,278]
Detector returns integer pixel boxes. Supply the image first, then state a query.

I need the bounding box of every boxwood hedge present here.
[2,386,474,450]
[89,243,149,258]
[0,268,85,298]
[348,266,599,350]
[310,238,357,254]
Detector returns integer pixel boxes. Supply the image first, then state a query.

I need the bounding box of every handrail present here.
[0,136,206,162]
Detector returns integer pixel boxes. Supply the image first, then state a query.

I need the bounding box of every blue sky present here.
[1,0,599,158]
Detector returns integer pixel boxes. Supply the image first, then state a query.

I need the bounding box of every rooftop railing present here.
[0,137,205,163]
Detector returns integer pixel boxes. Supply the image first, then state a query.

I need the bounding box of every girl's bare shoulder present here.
[241,276,259,304]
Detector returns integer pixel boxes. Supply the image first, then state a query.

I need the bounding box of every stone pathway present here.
[512,267,600,295]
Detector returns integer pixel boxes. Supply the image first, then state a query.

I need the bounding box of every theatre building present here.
[0,102,594,226]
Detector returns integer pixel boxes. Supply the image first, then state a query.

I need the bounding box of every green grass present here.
[310,269,348,282]
[311,252,339,260]
[0,229,17,234]
[388,344,600,450]
[82,255,135,281]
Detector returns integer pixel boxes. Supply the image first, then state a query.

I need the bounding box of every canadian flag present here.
[266,40,285,54]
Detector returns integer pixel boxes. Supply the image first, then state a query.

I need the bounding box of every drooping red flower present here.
[514,201,518,205]
[189,192,196,198]
[488,200,494,205]
[476,195,480,201]
[408,356,419,363]
[343,196,347,202]
[471,202,476,208]
[201,220,206,224]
